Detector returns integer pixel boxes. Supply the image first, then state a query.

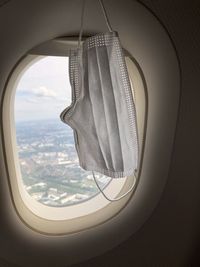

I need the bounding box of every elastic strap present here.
[92,171,137,202]
[78,0,86,48]
[98,0,113,32]
[78,0,113,47]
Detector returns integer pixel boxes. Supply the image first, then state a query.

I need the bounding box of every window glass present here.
[15,56,110,207]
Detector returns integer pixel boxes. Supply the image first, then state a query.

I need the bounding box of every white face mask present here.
[60,0,139,201]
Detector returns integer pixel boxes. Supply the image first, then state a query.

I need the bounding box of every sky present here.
[15,56,71,122]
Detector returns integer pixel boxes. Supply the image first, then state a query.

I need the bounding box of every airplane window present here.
[14,56,111,207]
[2,49,145,230]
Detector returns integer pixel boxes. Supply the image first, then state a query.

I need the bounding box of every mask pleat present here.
[96,45,125,172]
[87,46,113,170]
[107,43,133,173]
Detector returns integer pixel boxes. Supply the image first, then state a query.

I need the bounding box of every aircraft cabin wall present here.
[0,0,199,266]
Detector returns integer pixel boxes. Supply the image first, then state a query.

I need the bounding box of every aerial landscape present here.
[16,119,110,207]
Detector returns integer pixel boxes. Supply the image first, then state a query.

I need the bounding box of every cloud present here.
[25,97,38,103]
[32,86,57,98]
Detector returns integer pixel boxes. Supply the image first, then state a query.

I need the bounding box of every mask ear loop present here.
[98,0,113,32]
[92,171,137,202]
[78,0,113,50]
[78,0,86,50]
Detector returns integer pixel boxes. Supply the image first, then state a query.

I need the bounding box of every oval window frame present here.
[2,39,146,234]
